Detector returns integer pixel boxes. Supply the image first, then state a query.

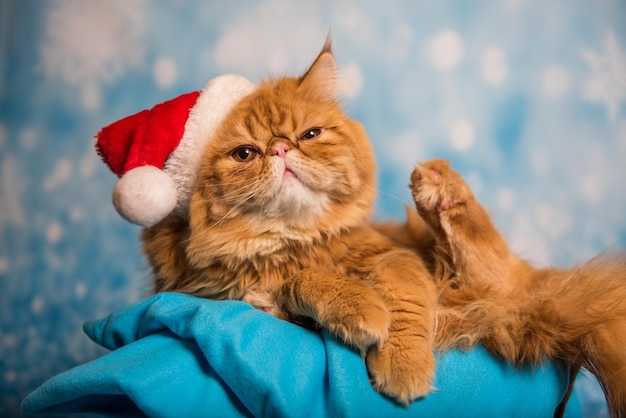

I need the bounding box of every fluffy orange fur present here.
[142,41,626,415]
[143,41,437,405]
[400,159,626,417]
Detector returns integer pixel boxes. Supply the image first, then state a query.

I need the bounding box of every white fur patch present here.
[262,158,329,224]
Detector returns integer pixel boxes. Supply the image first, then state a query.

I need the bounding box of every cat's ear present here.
[299,38,338,101]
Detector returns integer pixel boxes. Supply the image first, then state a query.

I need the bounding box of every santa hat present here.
[95,74,256,227]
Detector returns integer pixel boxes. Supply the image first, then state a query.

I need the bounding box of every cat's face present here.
[189,44,377,246]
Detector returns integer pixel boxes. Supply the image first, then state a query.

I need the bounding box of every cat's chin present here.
[260,177,329,226]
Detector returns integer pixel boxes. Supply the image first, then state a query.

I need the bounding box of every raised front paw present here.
[366,335,435,406]
[410,159,472,217]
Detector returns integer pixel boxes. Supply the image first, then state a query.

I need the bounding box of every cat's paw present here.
[366,335,435,406]
[243,288,289,319]
[322,293,392,354]
[410,159,472,218]
[276,271,392,353]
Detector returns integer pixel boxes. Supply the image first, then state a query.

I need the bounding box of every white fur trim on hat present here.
[112,165,178,227]
[164,74,256,218]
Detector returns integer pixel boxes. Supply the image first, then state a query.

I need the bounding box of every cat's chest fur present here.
[197,224,391,300]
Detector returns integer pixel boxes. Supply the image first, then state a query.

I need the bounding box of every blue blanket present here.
[22,293,580,417]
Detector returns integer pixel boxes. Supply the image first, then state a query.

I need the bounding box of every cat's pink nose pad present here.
[272,143,290,158]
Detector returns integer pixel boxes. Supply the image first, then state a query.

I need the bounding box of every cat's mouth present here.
[280,159,301,183]
[283,167,296,178]
[257,157,328,220]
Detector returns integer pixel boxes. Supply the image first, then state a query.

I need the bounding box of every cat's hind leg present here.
[410,160,531,364]
[410,159,514,291]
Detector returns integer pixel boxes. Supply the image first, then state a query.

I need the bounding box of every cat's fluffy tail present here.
[435,251,626,417]
[539,251,626,418]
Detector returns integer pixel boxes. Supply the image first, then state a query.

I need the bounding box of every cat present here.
[142,40,437,406]
[142,39,626,415]
[393,159,626,417]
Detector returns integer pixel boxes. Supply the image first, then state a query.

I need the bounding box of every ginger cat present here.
[401,159,626,417]
[142,41,437,405]
[142,40,626,415]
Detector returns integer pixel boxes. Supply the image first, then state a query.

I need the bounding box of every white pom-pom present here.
[112,166,177,227]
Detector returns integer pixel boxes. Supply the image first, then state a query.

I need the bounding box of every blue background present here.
[1,1,625,416]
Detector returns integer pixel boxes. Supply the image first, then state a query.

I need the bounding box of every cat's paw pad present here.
[410,159,470,215]
[366,336,435,406]
[244,289,290,319]
[322,294,392,354]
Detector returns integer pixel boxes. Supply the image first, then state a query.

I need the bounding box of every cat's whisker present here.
[215,191,255,204]
[185,210,236,245]
[201,177,261,188]
[199,187,259,205]
[299,170,352,190]
[289,167,415,209]
[375,188,415,208]
[184,193,257,245]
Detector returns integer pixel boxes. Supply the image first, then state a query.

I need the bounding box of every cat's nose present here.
[271,142,290,158]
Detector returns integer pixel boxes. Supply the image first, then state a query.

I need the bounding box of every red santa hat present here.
[95,74,256,227]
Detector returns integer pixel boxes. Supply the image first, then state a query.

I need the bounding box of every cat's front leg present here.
[365,251,437,406]
[275,268,392,355]
[410,159,512,290]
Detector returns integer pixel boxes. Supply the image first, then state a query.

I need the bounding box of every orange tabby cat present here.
[396,159,626,417]
[142,39,626,415]
[142,41,437,405]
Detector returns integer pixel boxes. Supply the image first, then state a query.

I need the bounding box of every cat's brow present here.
[246,106,269,140]
[266,101,290,132]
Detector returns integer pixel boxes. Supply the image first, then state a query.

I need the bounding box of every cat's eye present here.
[300,128,323,141]
[231,147,259,162]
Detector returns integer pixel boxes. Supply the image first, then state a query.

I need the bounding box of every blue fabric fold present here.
[22,292,580,417]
